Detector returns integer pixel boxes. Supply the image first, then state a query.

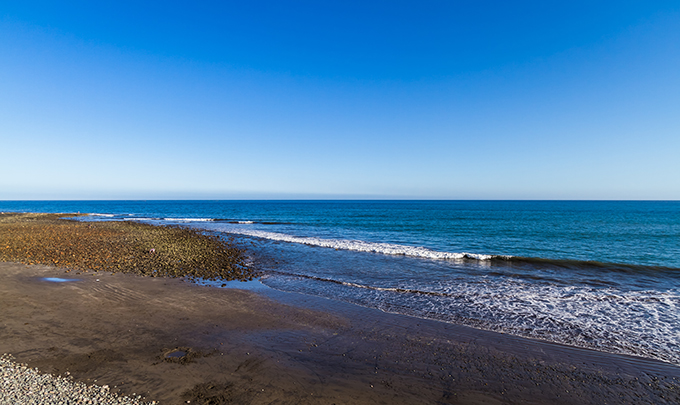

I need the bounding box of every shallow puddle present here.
[166,350,187,359]
[42,277,81,283]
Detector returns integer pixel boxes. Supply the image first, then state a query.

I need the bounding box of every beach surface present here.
[1,261,679,404]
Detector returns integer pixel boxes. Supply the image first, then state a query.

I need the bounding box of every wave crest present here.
[217,227,501,261]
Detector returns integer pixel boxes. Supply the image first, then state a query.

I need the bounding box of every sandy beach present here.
[1,261,678,404]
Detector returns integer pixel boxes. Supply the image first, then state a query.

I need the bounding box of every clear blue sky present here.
[1,1,679,199]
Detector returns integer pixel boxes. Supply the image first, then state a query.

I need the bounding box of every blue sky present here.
[1,1,679,199]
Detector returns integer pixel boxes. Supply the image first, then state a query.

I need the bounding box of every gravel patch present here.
[0,354,155,405]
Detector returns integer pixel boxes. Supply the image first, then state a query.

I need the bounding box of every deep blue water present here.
[2,200,679,365]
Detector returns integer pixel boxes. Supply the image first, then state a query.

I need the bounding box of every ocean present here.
[2,200,679,366]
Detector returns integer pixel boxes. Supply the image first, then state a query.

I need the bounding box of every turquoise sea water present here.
[2,200,679,365]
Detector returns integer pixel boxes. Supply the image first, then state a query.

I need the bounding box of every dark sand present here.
[1,262,678,404]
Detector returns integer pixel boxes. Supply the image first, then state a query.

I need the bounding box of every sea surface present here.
[2,200,679,365]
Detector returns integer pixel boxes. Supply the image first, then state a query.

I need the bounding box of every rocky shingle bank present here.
[0,213,253,281]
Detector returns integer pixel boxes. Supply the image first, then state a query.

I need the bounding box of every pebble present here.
[0,354,154,404]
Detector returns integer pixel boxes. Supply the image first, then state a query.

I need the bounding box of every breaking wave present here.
[217,227,502,261]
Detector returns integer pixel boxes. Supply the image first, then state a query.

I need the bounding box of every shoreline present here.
[1,262,678,404]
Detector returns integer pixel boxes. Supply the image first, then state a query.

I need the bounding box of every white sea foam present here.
[88,213,114,217]
[163,217,214,222]
[219,227,498,261]
[237,221,254,224]
[429,281,680,365]
[411,283,679,364]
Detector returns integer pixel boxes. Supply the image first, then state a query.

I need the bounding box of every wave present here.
[212,219,294,225]
[163,217,214,222]
[267,270,452,296]
[268,269,679,304]
[218,227,500,261]
[86,215,293,226]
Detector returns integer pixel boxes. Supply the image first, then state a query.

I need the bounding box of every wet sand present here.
[1,262,678,404]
